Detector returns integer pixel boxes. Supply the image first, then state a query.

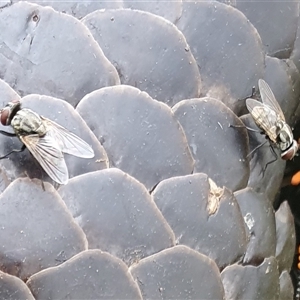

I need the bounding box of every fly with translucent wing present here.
[0,100,94,184]
[246,79,298,166]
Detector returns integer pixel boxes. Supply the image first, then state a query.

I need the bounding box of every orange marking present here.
[291,171,300,186]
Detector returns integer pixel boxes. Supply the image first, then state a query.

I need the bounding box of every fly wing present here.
[258,79,285,121]
[20,134,68,185]
[246,98,279,142]
[41,117,94,158]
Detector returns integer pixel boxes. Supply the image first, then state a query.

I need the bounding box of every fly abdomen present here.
[11,109,47,136]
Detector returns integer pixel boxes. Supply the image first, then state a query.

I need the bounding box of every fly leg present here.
[246,139,278,176]
[0,130,16,137]
[262,143,278,175]
[249,86,256,98]
[0,144,26,159]
[229,124,262,133]
[247,140,269,158]
[0,130,26,159]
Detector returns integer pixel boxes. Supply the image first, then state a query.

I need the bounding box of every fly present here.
[246,79,298,167]
[0,100,94,185]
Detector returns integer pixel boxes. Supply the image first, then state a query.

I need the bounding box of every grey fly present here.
[0,100,94,184]
[246,79,298,164]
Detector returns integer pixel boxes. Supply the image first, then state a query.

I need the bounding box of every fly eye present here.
[281,148,294,160]
[0,108,10,126]
[281,140,298,160]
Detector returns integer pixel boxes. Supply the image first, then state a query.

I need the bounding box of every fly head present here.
[0,100,21,126]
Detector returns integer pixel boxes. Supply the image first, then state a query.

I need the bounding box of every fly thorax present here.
[277,123,294,151]
[11,109,47,136]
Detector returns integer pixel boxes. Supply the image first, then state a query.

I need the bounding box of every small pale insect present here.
[246,79,298,161]
[0,100,94,184]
